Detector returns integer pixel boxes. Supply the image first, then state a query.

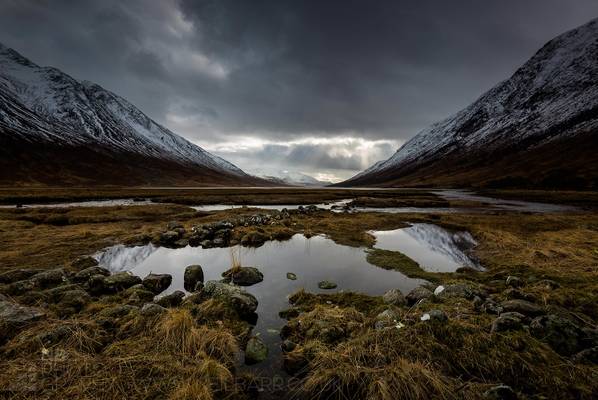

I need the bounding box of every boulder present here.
[142,273,172,294]
[203,281,258,318]
[29,269,66,287]
[0,299,45,339]
[159,230,180,245]
[222,267,264,286]
[481,298,503,315]
[245,336,268,364]
[89,272,141,295]
[382,289,407,306]
[491,312,526,333]
[501,300,544,317]
[502,288,537,302]
[0,269,43,284]
[530,314,585,356]
[184,265,204,291]
[70,256,99,271]
[124,285,156,304]
[155,291,185,308]
[318,280,337,290]
[483,385,518,400]
[57,289,91,311]
[375,308,402,330]
[422,309,448,323]
[435,283,478,300]
[141,303,167,317]
[74,266,110,282]
[406,286,433,305]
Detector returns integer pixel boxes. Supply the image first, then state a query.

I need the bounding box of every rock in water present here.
[222,267,264,286]
[286,272,297,280]
[245,336,268,364]
[318,280,337,290]
[184,265,204,291]
[142,273,172,294]
[203,281,258,318]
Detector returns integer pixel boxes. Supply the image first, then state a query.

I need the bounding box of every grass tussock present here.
[366,248,441,282]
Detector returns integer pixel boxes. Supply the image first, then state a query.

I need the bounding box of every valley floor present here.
[0,188,596,399]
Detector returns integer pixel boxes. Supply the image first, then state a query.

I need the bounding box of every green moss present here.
[288,289,385,315]
[366,248,441,282]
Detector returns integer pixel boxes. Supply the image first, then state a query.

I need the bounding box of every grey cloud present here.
[1,0,598,171]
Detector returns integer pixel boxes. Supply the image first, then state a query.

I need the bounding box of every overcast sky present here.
[1,1,597,181]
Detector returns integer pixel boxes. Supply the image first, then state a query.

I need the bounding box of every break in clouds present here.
[1,0,598,179]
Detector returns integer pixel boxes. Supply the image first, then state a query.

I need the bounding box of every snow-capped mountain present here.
[0,43,265,186]
[249,169,332,186]
[342,18,598,189]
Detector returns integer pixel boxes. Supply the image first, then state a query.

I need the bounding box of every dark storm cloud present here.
[1,0,598,174]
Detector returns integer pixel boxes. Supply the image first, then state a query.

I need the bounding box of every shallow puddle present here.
[96,234,425,374]
[371,223,480,272]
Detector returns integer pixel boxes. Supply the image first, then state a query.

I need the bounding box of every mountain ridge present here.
[0,43,267,186]
[340,18,598,189]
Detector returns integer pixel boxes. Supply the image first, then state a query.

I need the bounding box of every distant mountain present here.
[0,43,267,186]
[341,19,598,189]
[249,169,332,187]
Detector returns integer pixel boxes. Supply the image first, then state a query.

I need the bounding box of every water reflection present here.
[95,234,424,374]
[371,223,480,272]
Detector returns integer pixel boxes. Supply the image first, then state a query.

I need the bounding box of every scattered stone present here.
[155,291,185,308]
[202,281,258,318]
[174,239,189,248]
[483,385,518,399]
[318,280,337,290]
[286,272,297,280]
[481,298,503,315]
[240,231,268,247]
[102,272,142,293]
[382,289,407,306]
[491,312,526,333]
[142,273,172,294]
[184,265,204,291]
[245,336,268,364]
[530,314,585,356]
[571,346,598,364]
[503,288,537,302]
[29,268,66,287]
[436,283,478,300]
[124,285,156,304]
[0,299,45,338]
[535,279,560,290]
[406,286,433,305]
[70,256,99,271]
[141,303,167,317]
[505,276,523,288]
[423,309,448,323]
[57,289,91,312]
[182,292,206,305]
[222,266,264,286]
[501,300,544,317]
[74,266,110,282]
[375,308,402,330]
[98,305,139,319]
[0,269,43,284]
[281,339,296,352]
[159,231,180,245]
[433,285,445,296]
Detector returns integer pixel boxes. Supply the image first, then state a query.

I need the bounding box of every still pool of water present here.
[95,223,479,375]
[371,223,480,272]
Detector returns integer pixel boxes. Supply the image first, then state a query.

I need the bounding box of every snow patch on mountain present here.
[351,18,598,181]
[0,43,245,176]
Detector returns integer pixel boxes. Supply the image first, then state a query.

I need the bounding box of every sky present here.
[1,1,597,182]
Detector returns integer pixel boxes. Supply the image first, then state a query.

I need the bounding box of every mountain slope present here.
[0,43,266,186]
[341,18,598,189]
